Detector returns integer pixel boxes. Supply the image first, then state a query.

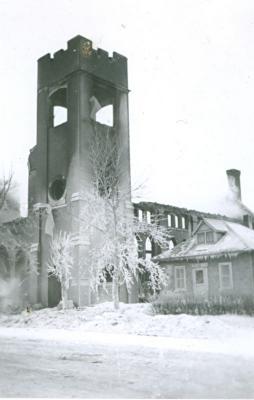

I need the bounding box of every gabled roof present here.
[192,218,228,235]
[156,218,254,262]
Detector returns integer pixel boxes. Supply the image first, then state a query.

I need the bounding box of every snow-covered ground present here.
[0,302,254,338]
[1,303,254,397]
[1,302,254,356]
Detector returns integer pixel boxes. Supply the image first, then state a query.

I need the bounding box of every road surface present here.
[0,328,254,398]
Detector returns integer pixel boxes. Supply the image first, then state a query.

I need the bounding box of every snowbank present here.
[1,301,254,342]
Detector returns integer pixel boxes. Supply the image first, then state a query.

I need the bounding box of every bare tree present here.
[0,171,14,212]
[78,126,170,309]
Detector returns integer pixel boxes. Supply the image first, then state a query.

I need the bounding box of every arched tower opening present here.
[50,87,68,127]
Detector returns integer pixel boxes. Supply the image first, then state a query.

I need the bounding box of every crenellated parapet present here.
[38,35,128,90]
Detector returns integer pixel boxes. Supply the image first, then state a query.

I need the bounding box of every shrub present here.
[152,290,254,316]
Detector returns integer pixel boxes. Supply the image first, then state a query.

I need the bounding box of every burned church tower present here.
[28,36,132,307]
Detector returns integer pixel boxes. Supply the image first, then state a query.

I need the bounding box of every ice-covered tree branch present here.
[78,125,171,309]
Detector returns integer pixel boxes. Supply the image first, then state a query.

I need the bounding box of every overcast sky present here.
[1,0,254,215]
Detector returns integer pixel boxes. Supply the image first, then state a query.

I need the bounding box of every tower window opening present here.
[49,177,66,200]
[53,106,68,127]
[95,104,114,127]
[50,87,68,128]
[90,95,114,127]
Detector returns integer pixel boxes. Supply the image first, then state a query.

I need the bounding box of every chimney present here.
[226,169,241,201]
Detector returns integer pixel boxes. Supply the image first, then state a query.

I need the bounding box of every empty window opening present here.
[182,216,186,229]
[104,266,114,283]
[50,88,68,127]
[175,215,179,228]
[168,240,175,250]
[167,214,172,227]
[49,177,66,201]
[96,104,113,127]
[53,106,68,127]
[147,211,151,224]
[138,209,143,222]
[90,95,114,127]
[145,237,152,260]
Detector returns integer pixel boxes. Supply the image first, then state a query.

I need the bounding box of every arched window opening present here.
[50,87,68,128]
[138,209,143,222]
[182,216,186,229]
[168,240,175,250]
[104,266,114,283]
[175,215,179,228]
[53,106,68,127]
[168,214,172,227]
[96,105,114,127]
[145,237,153,260]
[90,96,114,127]
[147,211,151,224]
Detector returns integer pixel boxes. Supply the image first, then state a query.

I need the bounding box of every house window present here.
[195,269,204,284]
[197,232,205,244]
[197,231,214,244]
[138,209,143,222]
[145,237,152,260]
[168,214,172,227]
[206,231,214,243]
[147,211,151,224]
[219,262,233,289]
[175,215,179,228]
[175,266,186,290]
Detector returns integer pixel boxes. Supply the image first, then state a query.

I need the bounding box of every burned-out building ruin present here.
[0,36,254,310]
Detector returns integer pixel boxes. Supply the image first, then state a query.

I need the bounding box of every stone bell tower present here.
[28,36,132,306]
